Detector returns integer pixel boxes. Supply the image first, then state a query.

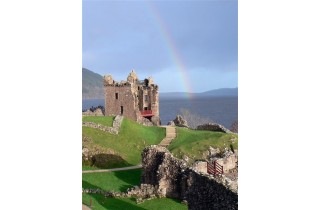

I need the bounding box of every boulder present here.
[173,115,188,128]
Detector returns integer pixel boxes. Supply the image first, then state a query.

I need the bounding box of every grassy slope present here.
[82,169,187,210]
[82,195,187,210]
[83,116,114,127]
[83,169,142,192]
[168,127,238,160]
[82,117,166,169]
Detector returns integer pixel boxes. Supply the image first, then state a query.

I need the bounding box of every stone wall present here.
[82,115,123,135]
[141,145,186,198]
[215,154,238,173]
[192,161,208,174]
[112,115,124,131]
[82,108,104,116]
[197,123,232,133]
[141,145,238,210]
[82,122,118,134]
[105,85,138,121]
[185,170,238,210]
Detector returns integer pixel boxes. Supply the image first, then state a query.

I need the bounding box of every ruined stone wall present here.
[141,146,186,198]
[185,170,238,210]
[82,115,123,135]
[105,85,137,121]
[82,108,104,116]
[141,146,238,210]
[197,123,232,133]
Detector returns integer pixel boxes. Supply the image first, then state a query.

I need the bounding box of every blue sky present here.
[83,0,238,93]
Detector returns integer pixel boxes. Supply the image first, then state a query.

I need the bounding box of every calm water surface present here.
[82,96,237,129]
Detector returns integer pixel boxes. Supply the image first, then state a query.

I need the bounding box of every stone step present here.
[158,126,176,147]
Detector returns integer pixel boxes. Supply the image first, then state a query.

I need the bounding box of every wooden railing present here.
[207,161,223,176]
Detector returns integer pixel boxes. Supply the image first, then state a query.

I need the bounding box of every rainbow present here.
[145,2,193,99]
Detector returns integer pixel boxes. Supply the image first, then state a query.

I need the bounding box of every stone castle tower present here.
[104,70,160,126]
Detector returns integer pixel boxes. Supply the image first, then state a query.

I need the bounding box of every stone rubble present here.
[82,108,104,116]
[197,123,232,133]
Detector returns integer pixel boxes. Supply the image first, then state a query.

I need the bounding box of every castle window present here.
[144,95,148,102]
[115,93,118,99]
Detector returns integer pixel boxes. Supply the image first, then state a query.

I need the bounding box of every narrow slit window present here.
[115,93,118,99]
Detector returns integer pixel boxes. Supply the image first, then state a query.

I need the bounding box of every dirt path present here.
[82,165,142,174]
[158,126,176,147]
[82,204,91,210]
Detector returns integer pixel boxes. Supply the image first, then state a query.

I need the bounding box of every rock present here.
[167,121,175,126]
[139,117,154,126]
[172,115,188,128]
[82,109,93,116]
[182,155,189,162]
[82,148,90,160]
[196,123,231,133]
[151,116,161,126]
[93,108,104,116]
[192,161,208,174]
[209,146,221,157]
[215,153,238,173]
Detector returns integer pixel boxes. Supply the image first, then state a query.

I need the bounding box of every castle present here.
[103,70,160,126]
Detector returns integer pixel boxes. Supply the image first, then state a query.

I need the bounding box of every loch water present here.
[82,96,238,129]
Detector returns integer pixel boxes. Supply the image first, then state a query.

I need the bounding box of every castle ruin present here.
[103,70,160,126]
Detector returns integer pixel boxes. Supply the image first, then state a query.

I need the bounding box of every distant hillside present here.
[160,88,238,99]
[82,68,104,99]
[201,88,238,96]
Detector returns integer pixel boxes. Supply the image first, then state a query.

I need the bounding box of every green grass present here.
[82,169,142,192]
[82,169,187,210]
[82,117,166,169]
[83,116,115,127]
[82,195,187,210]
[168,127,238,160]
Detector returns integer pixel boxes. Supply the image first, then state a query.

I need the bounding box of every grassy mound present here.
[82,169,187,210]
[168,127,238,161]
[82,116,166,169]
